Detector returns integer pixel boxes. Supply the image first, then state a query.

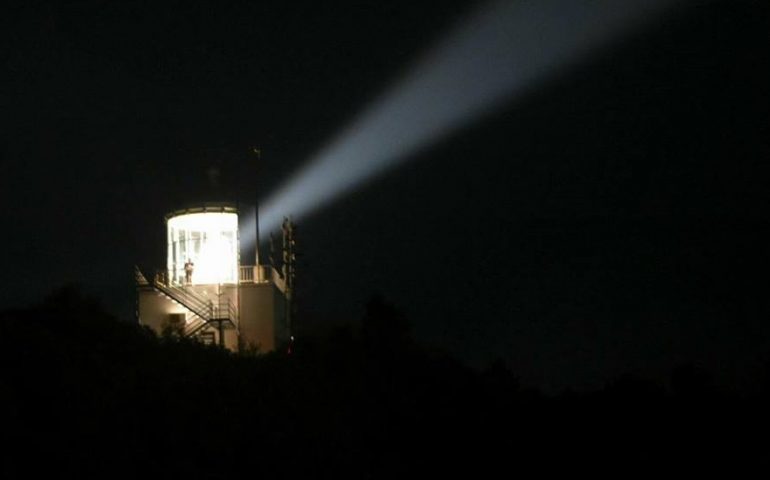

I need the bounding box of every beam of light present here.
[251,0,683,245]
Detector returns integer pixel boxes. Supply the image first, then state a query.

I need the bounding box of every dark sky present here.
[2,0,768,392]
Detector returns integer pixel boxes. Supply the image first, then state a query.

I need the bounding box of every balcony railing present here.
[239,265,274,283]
[152,265,280,288]
[239,265,255,283]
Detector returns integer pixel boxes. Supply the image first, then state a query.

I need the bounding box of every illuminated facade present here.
[135,204,289,353]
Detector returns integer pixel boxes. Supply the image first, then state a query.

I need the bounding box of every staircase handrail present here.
[152,279,211,321]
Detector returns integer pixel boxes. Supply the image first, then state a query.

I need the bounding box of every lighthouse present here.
[135,203,290,353]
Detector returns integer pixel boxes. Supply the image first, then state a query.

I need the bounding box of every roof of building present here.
[165,202,238,221]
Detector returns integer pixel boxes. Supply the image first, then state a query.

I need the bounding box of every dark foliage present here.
[1,287,768,478]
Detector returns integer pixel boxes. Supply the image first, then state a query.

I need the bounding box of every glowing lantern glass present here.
[166,211,238,285]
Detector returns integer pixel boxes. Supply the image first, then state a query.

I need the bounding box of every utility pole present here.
[282,217,297,338]
[269,232,277,271]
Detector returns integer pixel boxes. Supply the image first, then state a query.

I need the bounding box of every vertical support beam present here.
[253,147,262,282]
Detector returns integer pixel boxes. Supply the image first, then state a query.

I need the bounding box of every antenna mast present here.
[252,147,262,279]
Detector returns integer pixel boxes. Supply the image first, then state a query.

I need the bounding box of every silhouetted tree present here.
[671,363,716,398]
[0,286,765,477]
[361,294,411,356]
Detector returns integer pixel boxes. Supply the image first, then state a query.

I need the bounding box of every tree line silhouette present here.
[1,285,767,478]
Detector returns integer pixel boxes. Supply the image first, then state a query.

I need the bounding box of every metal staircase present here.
[183,313,209,337]
[136,266,238,341]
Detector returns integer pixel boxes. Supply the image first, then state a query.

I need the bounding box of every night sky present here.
[2,0,768,392]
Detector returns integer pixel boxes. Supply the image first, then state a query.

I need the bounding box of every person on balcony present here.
[184,259,194,285]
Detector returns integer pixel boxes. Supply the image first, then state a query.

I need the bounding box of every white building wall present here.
[137,288,189,334]
[138,282,285,353]
[239,283,286,353]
